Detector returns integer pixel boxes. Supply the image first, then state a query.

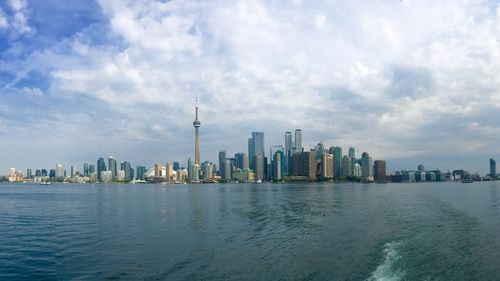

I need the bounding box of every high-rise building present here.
[292,151,316,180]
[272,150,285,180]
[136,166,146,180]
[41,169,47,177]
[83,163,89,176]
[349,147,355,159]
[249,132,265,173]
[154,163,162,177]
[320,153,333,179]
[55,164,64,179]
[361,152,373,178]
[332,147,342,178]
[88,164,95,175]
[121,161,133,181]
[173,162,180,172]
[165,163,173,182]
[417,164,425,171]
[223,159,232,181]
[26,169,32,179]
[49,169,55,178]
[187,158,193,180]
[97,157,106,182]
[108,157,117,181]
[35,169,41,177]
[254,154,265,181]
[341,156,352,177]
[235,153,249,170]
[353,163,362,177]
[218,150,226,176]
[374,160,387,182]
[490,158,497,179]
[70,166,77,177]
[285,131,293,175]
[294,129,302,153]
[193,95,201,166]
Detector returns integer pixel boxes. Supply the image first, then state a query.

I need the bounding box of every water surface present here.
[1,182,500,280]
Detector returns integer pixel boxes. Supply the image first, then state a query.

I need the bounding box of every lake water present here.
[1,182,500,280]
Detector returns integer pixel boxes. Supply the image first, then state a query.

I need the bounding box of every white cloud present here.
[4,0,500,172]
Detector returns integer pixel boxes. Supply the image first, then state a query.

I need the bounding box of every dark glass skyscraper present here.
[249,132,265,173]
[285,131,293,175]
[218,150,226,176]
[97,157,107,182]
[490,158,496,179]
[108,157,117,181]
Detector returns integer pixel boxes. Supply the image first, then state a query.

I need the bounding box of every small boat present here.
[39,182,52,185]
[461,177,473,183]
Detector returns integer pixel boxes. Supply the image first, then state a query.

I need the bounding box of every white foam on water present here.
[367,241,406,281]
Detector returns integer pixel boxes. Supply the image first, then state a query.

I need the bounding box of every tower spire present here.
[193,89,201,167]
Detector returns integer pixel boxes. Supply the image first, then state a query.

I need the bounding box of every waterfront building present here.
[55,164,64,179]
[201,162,214,181]
[349,147,355,160]
[83,163,89,176]
[121,161,133,181]
[223,159,232,181]
[187,158,193,180]
[108,157,117,181]
[341,156,352,177]
[218,150,226,176]
[173,162,180,172]
[97,157,106,182]
[254,153,265,181]
[101,171,112,183]
[88,164,95,175]
[41,169,47,177]
[165,163,173,182]
[136,166,146,180]
[192,164,200,182]
[490,158,496,179]
[353,163,362,177]
[332,147,342,178]
[118,170,125,181]
[320,153,333,179]
[272,150,285,180]
[374,160,387,182]
[418,164,425,171]
[70,166,77,177]
[154,163,162,177]
[361,152,373,179]
[285,131,293,175]
[232,168,255,182]
[292,151,316,180]
[35,169,41,177]
[294,129,302,153]
[249,132,265,171]
[26,169,32,179]
[49,169,55,178]
[235,153,249,170]
[315,142,325,160]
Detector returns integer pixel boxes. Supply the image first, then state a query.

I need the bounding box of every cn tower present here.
[193,93,201,166]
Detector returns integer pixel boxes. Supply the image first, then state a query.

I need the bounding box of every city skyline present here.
[1,1,500,174]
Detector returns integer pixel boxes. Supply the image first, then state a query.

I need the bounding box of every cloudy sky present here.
[1,0,500,175]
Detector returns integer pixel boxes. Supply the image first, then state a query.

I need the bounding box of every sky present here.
[1,0,500,175]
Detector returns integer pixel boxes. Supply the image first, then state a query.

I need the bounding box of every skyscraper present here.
[193,95,201,166]
[341,156,352,177]
[349,147,355,159]
[218,150,226,176]
[83,163,89,176]
[285,131,293,175]
[320,153,333,179]
[249,132,265,172]
[294,129,302,153]
[490,158,497,179]
[361,152,373,178]
[97,158,106,182]
[108,156,117,181]
[272,150,285,180]
[374,160,387,182]
[55,164,64,179]
[332,146,342,178]
[235,153,249,170]
[136,166,146,180]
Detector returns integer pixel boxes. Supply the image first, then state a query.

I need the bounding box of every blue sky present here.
[1,0,500,175]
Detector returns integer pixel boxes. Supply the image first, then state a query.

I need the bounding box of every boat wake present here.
[367,241,406,281]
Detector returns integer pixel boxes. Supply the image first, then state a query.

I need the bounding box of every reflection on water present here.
[1,182,500,280]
